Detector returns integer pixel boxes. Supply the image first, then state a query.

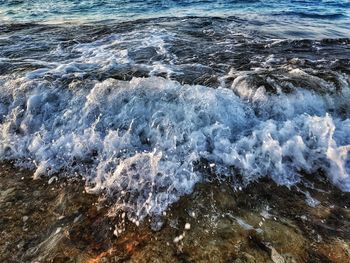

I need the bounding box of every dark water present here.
[0,1,350,221]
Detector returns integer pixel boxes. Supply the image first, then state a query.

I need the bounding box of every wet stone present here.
[0,162,350,262]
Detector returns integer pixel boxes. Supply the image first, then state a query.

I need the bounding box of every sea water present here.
[0,0,350,221]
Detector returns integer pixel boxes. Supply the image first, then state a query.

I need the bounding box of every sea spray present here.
[1,75,350,221]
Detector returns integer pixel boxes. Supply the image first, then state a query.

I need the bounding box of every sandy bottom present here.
[1,162,350,262]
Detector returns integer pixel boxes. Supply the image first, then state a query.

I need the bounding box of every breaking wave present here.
[1,69,350,220]
[1,9,350,221]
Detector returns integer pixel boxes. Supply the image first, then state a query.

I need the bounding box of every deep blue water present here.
[1,1,349,20]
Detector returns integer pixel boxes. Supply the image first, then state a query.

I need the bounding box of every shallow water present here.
[1,162,350,262]
[0,1,350,224]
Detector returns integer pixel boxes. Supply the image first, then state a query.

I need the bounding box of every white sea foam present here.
[36,27,179,81]
[1,71,350,220]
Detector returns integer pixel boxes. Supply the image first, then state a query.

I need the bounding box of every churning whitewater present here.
[1,0,350,221]
[1,63,350,220]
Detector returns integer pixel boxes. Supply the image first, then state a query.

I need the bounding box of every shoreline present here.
[1,162,349,262]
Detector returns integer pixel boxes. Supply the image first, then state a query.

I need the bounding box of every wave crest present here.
[1,75,350,220]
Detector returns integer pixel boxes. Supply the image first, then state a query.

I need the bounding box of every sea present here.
[0,0,350,221]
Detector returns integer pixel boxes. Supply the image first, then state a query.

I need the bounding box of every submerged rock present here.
[0,162,350,262]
